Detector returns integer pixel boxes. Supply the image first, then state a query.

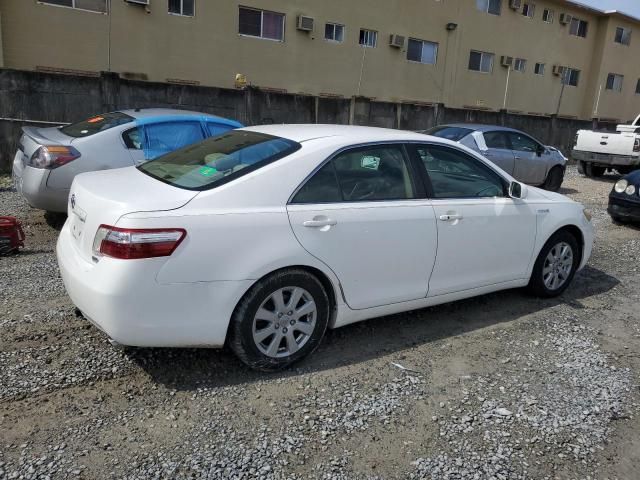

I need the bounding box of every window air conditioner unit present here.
[125,0,150,5]
[552,65,565,76]
[389,34,405,48]
[501,56,514,67]
[296,16,314,31]
[509,0,522,10]
[559,13,573,25]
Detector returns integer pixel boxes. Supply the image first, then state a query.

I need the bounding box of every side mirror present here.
[536,145,545,157]
[509,181,528,199]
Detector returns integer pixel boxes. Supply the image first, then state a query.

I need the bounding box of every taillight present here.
[92,225,186,260]
[29,145,81,169]
[634,139,640,152]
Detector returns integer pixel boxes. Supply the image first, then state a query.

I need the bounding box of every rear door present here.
[508,132,546,185]
[480,131,516,174]
[287,143,438,310]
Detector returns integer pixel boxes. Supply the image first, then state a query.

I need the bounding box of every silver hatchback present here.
[424,124,568,191]
[12,108,242,212]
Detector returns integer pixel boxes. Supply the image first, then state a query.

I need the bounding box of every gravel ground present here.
[1,167,639,479]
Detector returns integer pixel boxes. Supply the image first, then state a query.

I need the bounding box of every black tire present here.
[228,269,330,371]
[527,230,581,298]
[542,166,564,191]
[616,166,636,175]
[577,161,586,175]
[611,216,629,225]
[585,163,605,178]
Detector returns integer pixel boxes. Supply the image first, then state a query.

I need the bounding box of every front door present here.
[287,144,438,310]
[409,144,537,297]
[479,130,516,174]
[508,132,547,185]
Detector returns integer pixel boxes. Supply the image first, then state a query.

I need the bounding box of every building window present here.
[468,50,494,73]
[359,29,378,48]
[476,0,502,16]
[606,73,624,92]
[614,27,632,45]
[168,0,194,16]
[562,68,580,87]
[569,18,588,38]
[513,58,526,72]
[522,3,535,18]
[39,0,107,13]
[325,23,344,42]
[636,79,640,94]
[534,63,545,75]
[239,7,285,41]
[542,9,554,23]
[407,39,438,65]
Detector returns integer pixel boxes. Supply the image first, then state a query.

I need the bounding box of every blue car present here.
[609,170,640,223]
[12,108,243,212]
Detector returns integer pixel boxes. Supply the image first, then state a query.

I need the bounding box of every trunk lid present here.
[21,126,73,156]
[575,130,637,156]
[67,167,198,261]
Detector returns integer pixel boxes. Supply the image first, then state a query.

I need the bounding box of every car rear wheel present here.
[228,269,330,371]
[527,231,580,298]
[542,166,564,192]
[585,163,605,178]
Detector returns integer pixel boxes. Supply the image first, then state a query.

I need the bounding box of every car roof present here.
[118,108,242,127]
[438,123,525,134]
[240,124,438,144]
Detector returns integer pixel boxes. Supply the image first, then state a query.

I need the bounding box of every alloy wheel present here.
[542,242,574,291]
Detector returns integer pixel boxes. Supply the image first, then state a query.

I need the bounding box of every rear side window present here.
[143,121,205,159]
[291,145,416,203]
[483,131,510,149]
[139,130,300,190]
[60,112,133,138]
[424,126,473,142]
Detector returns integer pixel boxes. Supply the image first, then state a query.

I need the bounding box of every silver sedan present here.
[424,124,568,191]
[12,108,242,212]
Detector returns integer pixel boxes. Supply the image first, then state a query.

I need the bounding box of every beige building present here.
[1,0,639,122]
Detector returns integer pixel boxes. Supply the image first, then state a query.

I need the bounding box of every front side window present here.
[325,23,344,42]
[168,0,195,16]
[415,145,505,199]
[359,29,378,47]
[40,0,107,13]
[139,131,300,191]
[606,73,624,92]
[425,126,473,142]
[292,145,415,204]
[483,131,510,149]
[522,3,535,18]
[407,39,438,65]
[507,132,539,153]
[469,50,494,73]
[476,0,502,16]
[239,7,285,41]
[60,112,133,138]
[534,62,545,75]
[542,9,554,23]
[569,18,588,38]
[514,58,527,72]
[614,27,632,45]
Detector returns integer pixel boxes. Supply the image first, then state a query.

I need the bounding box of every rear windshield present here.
[60,112,134,138]
[138,130,301,190]
[424,126,474,142]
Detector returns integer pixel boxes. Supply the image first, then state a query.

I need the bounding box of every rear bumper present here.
[12,160,69,212]
[608,195,640,221]
[56,222,252,347]
[572,150,640,167]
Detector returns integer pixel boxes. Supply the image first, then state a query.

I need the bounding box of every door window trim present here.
[407,143,510,199]
[288,142,426,205]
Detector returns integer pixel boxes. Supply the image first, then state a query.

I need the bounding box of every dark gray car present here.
[424,124,567,191]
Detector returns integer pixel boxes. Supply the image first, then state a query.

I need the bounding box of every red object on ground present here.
[0,216,25,254]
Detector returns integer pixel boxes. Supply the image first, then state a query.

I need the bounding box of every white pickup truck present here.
[572,114,640,177]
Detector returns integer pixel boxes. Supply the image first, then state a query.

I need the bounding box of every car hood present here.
[528,186,575,204]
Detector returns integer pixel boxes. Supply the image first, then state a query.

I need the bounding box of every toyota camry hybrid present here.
[57,125,594,371]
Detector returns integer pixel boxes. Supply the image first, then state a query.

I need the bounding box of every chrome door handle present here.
[439,214,463,222]
[303,219,337,228]
[514,156,521,160]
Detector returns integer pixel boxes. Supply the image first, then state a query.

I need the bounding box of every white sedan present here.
[57,125,594,370]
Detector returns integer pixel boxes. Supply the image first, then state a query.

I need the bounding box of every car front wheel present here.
[228,269,330,371]
[542,166,564,192]
[527,231,580,298]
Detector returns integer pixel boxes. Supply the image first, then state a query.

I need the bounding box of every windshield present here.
[138,130,301,190]
[424,126,474,142]
[61,112,134,138]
